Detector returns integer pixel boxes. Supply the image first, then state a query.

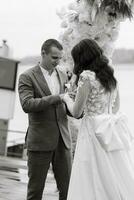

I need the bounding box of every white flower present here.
[61,20,68,28]
[67,11,79,23]
[68,2,78,11]
[56,7,67,19]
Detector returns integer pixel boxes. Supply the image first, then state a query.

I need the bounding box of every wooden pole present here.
[0,119,8,156]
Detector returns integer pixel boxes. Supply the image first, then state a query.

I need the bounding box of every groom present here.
[18,39,72,200]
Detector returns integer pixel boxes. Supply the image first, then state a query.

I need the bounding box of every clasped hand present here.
[61,74,77,103]
[60,91,76,104]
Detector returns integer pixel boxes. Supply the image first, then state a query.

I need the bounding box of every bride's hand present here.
[61,93,70,104]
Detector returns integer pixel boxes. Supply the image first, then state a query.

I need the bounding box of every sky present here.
[0,0,134,59]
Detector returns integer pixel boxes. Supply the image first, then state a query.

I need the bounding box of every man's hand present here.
[60,94,65,101]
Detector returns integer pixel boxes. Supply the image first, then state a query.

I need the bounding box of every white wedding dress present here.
[66,70,134,200]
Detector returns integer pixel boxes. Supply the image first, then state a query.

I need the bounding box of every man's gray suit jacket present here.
[18,65,71,151]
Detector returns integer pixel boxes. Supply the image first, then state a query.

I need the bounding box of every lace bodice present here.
[78,70,117,116]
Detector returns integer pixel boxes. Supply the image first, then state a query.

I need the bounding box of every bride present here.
[62,39,134,200]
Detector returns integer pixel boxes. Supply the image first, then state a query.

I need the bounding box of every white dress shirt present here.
[40,66,60,95]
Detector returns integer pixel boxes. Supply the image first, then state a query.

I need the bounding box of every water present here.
[8,63,134,145]
[115,63,134,133]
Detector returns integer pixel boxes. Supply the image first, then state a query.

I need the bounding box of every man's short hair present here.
[41,39,63,54]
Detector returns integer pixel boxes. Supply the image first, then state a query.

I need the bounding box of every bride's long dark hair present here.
[71,39,117,92]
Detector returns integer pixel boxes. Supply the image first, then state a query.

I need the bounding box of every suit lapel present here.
[56,68,65,94]
[33,65,52,96]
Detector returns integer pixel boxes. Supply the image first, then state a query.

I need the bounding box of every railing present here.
[0,128,26,158]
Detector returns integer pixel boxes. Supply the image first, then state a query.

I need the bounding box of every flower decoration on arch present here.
[57,0,134,70]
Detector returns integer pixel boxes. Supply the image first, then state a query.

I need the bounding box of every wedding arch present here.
[57,0,134,69]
